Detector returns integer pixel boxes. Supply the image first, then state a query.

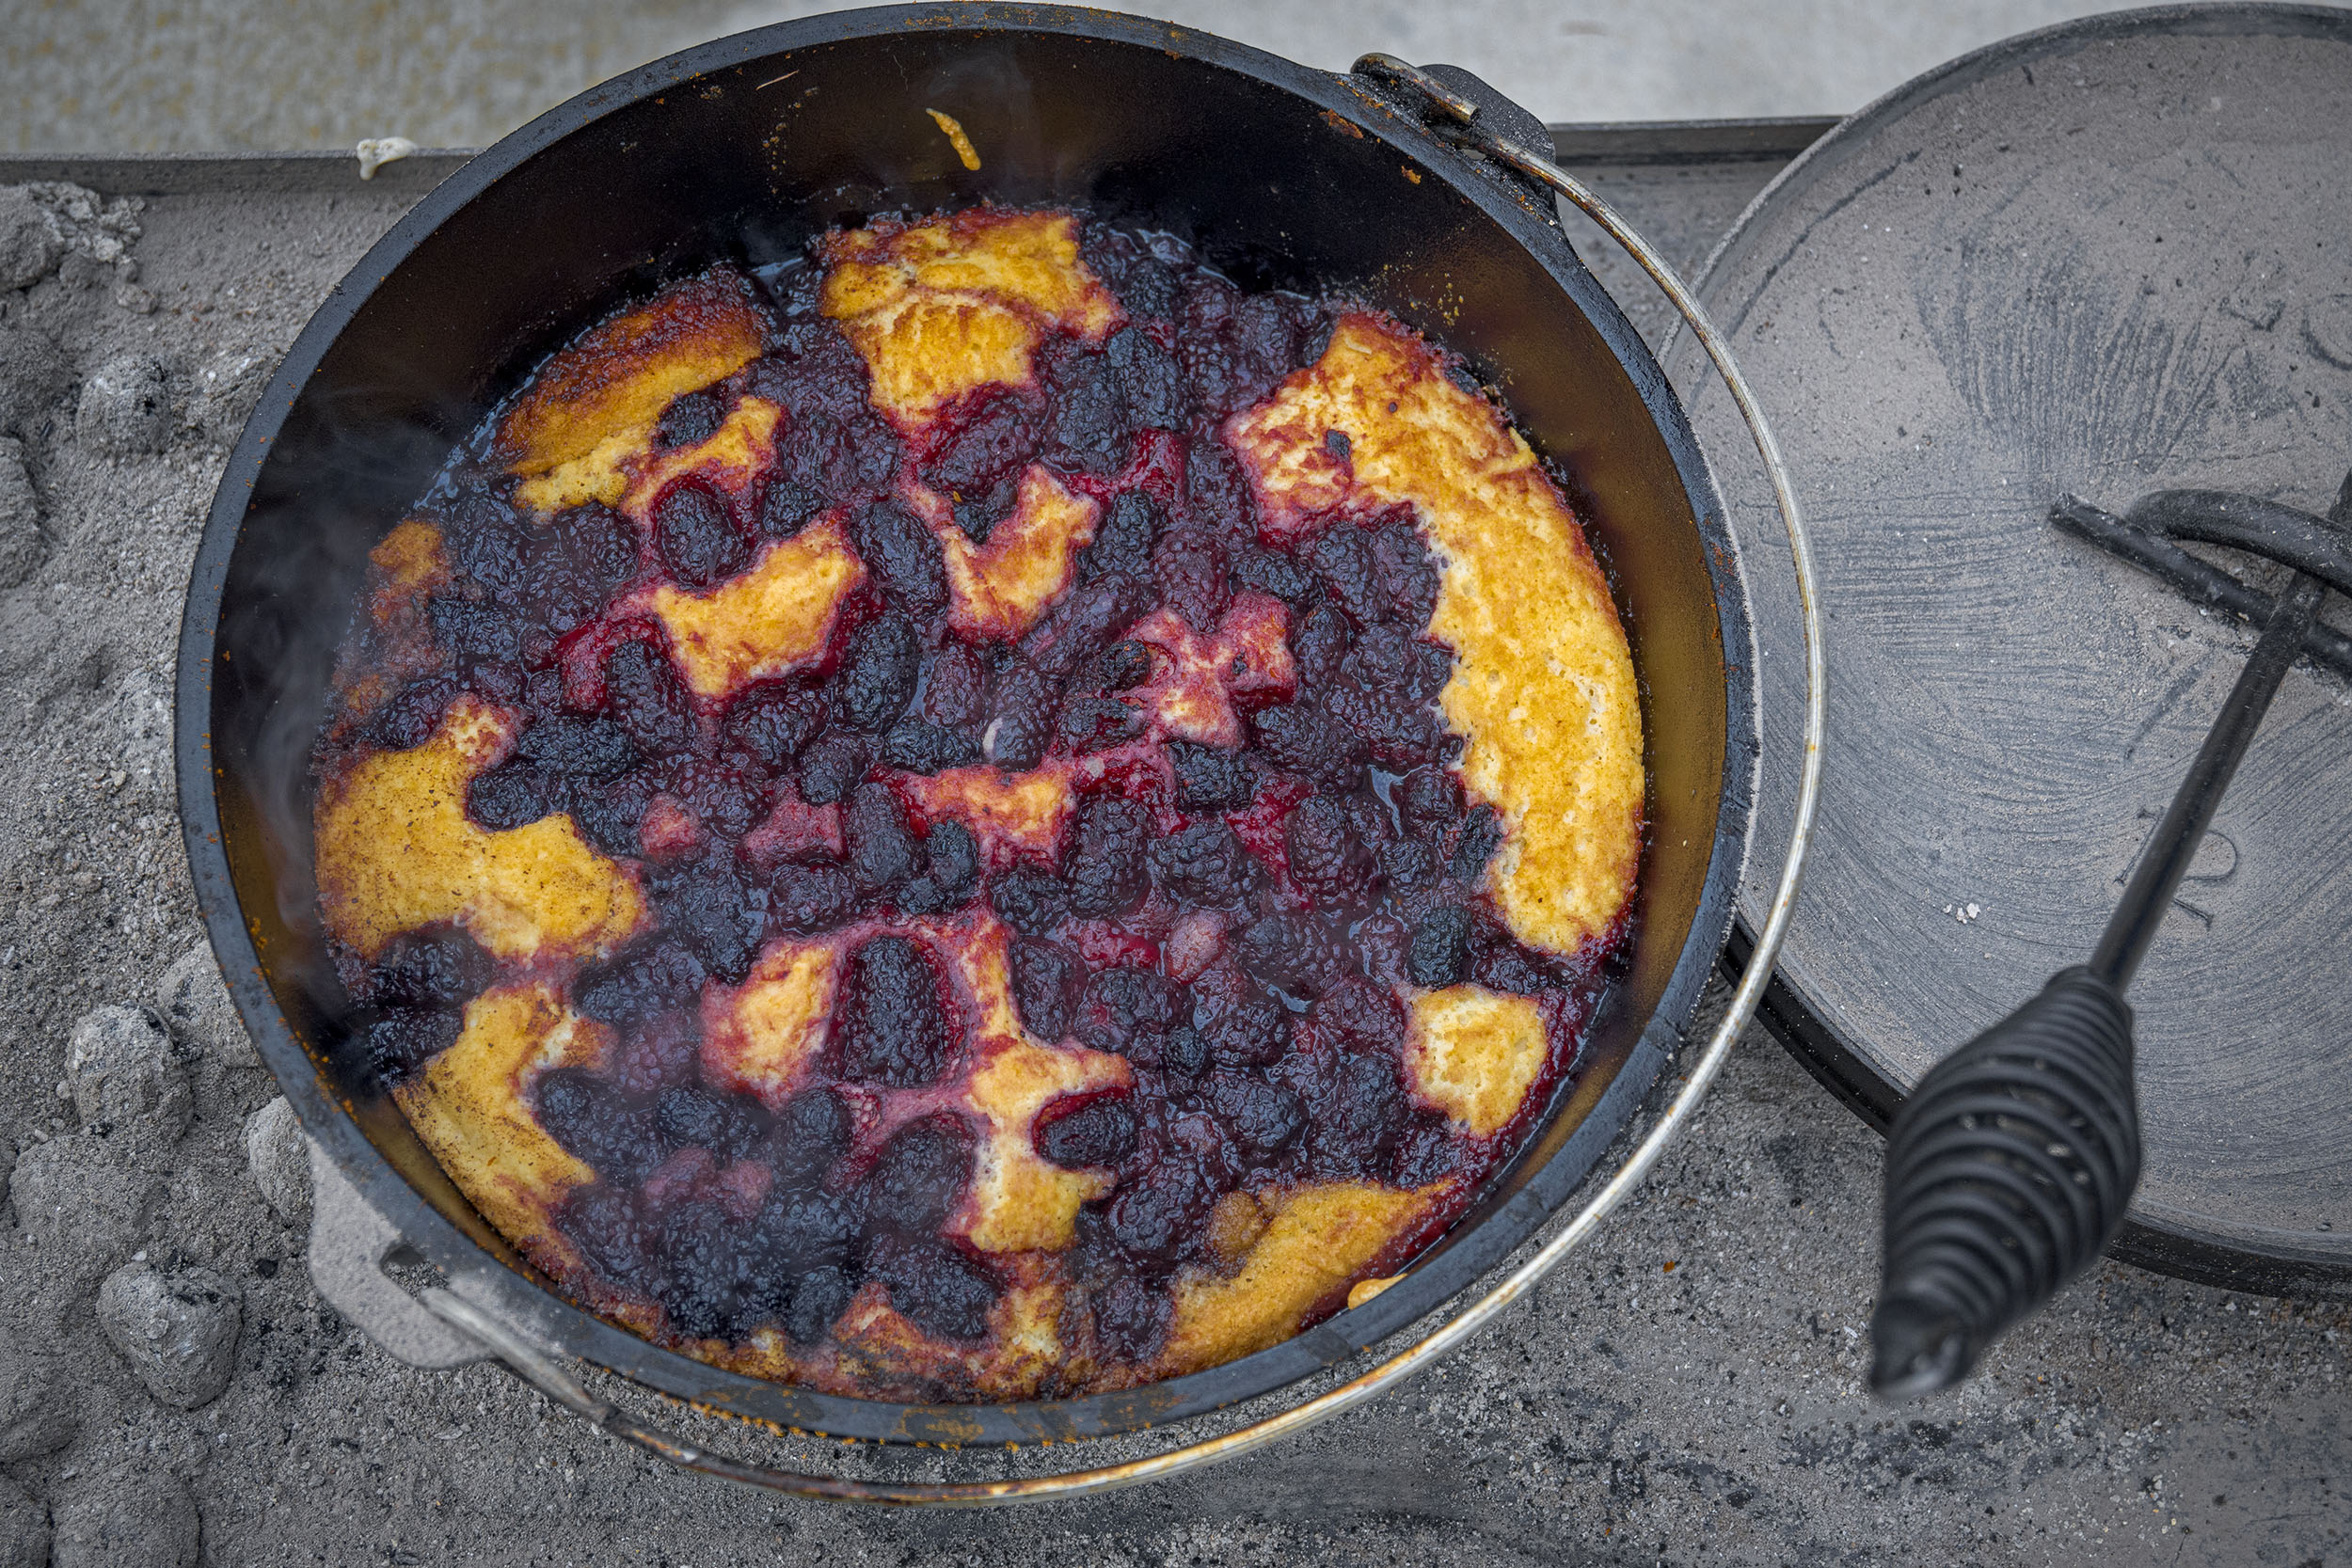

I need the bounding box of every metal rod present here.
[2049,498,2352,682]
[2088,572,2327,990]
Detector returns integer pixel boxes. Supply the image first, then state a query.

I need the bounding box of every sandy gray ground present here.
[0,154,2344,1567]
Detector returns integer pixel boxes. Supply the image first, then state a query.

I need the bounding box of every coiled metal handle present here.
[1869,967,2138,1397]
[1871,480,2338,1398]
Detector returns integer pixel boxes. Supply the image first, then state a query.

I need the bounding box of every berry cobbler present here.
[310,206,1643,1402]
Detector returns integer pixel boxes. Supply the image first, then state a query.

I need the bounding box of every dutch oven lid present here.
[1674,1,2352,1295]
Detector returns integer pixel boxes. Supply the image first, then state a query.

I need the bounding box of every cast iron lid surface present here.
[1680,2,2352,1295]
[177,5,1754,1445]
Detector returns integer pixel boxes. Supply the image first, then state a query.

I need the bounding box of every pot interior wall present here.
[199,12,1740,1437]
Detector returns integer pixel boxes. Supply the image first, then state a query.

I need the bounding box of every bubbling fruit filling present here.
[311,205,1645,1402]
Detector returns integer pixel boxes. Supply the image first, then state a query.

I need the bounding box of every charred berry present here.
[532,502,640,630]
[1396,766,1465,836]
[360,1006,463,1081]
[1153,531,1229,631]
[361,677,459,752]
[760,477,824,537]
[656,388,728,450]
[1208,1071,1306,1157]
[989,870,1071,936]
[1168,742,1256,810]
[1235,911,1349,999]
[1037,1094,1137,1168]
[1149,819,1253,907]
[1372,517,1441,627]
[881,721,982,775]
[1088,1275,1171,1368]
[898,819,980,916]
[843,783,920,895]
[921,386,1040,500]
[1450,804,1503,883]
[1057,694,1145,755]
[1019,574,1151,682]
[467,759,555,832]
[1313,976,1406,1054]
[1190,968,1289,1067]
[648,851,767,983]
[575,938,707,1027]
[1290,600,1352,689]
[851,499,948,615]
[869,1235,998,1340]
[859,1114,974,1232]
[654,1084,768,1161]
[1079,489,1161,583]
[1181,439,1259,546]
[1406,906,1473,988]
[573,769,659,860]
[834,935,955,1087]
[518,715,639,781]
[983,660,1057,769]
[763,1088,852,1182]
[603,639,698,755]
[1073,965,1181,1057]
[786,1265,855,1345]
[443,493,532,599]
[1232,549,1314,604]
[1009,938,1080,1041]
[362,926,496,1009]
[1284,795,1372,902]
[834,613,919,732]
[920,641,991,729]
[654,481,752,589]
[769,862,858,932]
[1105,1156,1216,1270]
[796,735,867,805]
[534,1068,664,1184]
[722,681,827,769]
[1252,702,1363,790]
[1064,798,1151,919]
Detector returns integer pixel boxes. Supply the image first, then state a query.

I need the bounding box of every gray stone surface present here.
[0,436,40,589]
[63,1005,188,1146]
[47,1463,198,1568]
[240,1099,309,1229]
[94,1265,241,1410]
[153,945,258,1073]
[74,354,173,458]
[0,1471,51,1568]
[0,1345,78,1462]
[0,159,2340,1566]
[0,186,62,293]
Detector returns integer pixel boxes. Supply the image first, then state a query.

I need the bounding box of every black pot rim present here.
[176,1,1758,1448]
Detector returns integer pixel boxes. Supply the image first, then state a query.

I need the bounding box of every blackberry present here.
[1064,798,1151,919]
[361,677,458,752]
[574,938,707,1027]
[983,660,1057,769]
[898,819,980,916]
[654,481,752,589]
[834,935,955,1087]
[881,721,983,775]
[1078,489,1161,583]
[1231,549,1314,604]
[858,1114,974,1232]
[1073,965,1181,1057]
[834,613,919,733]
[655,388,728,450]
[721,681,827,770]
[653,1084,768,1161]
[1148,819,1253,907]
[769,862,857,932]
[1168,742,1255,810]
[869,1235,998,1341]
[1450,804,1503,883]
[1009,938,1080,1042]
[1190,969,1289,1067]
[850,498,947,615]
[1037,1095,1137,1168]
[796,735,867,805]
[602,639,698,756]
[1406,906,1472,988]
[989,870,1070,936]
[843,783,920,895]
[516,715,639,781]
[1284,794,1374,902]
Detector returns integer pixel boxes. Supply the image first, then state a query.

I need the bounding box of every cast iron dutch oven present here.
[176,4,1799,1494]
